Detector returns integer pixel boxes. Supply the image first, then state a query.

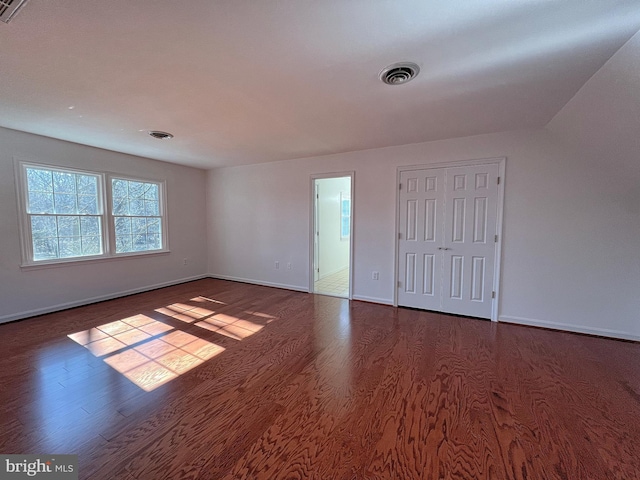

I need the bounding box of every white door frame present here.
[394,157,506,321]
[309,171,355,299]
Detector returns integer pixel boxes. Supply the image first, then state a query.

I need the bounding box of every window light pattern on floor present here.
[68,314,224,391]
[154,297,274,340]
[68,296,277,391]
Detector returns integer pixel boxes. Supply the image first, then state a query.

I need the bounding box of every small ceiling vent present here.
[380,62,420,85]
[148,130,174,140]
[0,0,30,24]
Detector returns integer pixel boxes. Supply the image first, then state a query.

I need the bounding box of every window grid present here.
[112,179,163,254]
[25,167,103,261]
[30,214,103,260]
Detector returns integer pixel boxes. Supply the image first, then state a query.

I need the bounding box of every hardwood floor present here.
[1,279,639,479]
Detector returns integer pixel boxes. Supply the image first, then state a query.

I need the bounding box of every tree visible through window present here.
[112,179,163,253]
[18,162,167,266]
[25,166,103,260]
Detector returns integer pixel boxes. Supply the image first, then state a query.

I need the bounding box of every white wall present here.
[207,128,640,341]
[316,177,350,278]
[0,127,208,323]
[548,30,640,183]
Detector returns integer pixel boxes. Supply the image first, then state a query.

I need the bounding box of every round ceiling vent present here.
[379,62,420,85]
[148,130,174,140]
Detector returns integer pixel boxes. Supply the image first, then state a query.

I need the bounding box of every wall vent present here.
[0,0,30,24]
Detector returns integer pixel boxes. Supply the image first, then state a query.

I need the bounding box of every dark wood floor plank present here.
[1,279,639,479]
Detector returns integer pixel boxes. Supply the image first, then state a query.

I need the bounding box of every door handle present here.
[437,247,451,250]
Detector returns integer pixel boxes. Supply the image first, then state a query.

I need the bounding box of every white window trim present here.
[106,173,169,257]
[15,159,170,269]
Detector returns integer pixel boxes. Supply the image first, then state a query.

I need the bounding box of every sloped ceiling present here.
[548,30,640,180]
[1,0,640,169]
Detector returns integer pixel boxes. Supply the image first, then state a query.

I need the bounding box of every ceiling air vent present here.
[148,131,174,140]
[0,0,30,24]
[380,62,420,85]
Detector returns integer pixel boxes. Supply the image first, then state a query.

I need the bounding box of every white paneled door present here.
[397,163,501,319]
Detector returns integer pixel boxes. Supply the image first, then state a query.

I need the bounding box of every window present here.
[112,178,163,253]
[18,162,167,266]
[24,165,103,261]
[340,192,350,239]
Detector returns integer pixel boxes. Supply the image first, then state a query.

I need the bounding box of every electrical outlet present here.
[372,271,379,280]
[287,262,291,270]
[275,261,279,269]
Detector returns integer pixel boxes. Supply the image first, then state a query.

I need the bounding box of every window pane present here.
[28,192,54,214]
[33,238,59,260]
[53,172,76,194]
[82,236,101,255]
[132,217,147,234]
[145,184,158,201]
[114,217,131,236]
[116,235,133,253]
[31,216,57,239]
[147,218,160,234]
[54,193,77,214]
[113,197,128,215]
[132,234,147,251]
[81,217,101,236]
[77,175,97,195]
[27,168,53,193]
[144,200,159,216]
[112,179,128,199]
[59,236,82,258]
[78,195,98,214]
[341,217,350,237]
[57,216,80,237]
[129,198,145,216]
[342,199,350,216]
[128,181,145,198]
[147,234,161,250]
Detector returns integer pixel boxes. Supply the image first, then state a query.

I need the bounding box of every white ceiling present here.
[1,0,640,170]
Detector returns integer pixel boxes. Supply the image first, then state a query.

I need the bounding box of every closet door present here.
[397,163,500,319]
[441,164,499,319]
[397,169,445,312]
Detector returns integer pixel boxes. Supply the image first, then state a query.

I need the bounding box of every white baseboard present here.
[499,315,640,342]
[10,276,634,344]
[351,294,393,305]
[0,274,209,324]
[208,274,309,293]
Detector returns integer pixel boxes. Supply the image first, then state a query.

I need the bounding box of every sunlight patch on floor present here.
[68,317,224,391]
[66,294,277,391]
[195,314,263,340]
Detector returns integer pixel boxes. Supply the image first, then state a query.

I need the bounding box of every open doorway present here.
[310,173,353,298]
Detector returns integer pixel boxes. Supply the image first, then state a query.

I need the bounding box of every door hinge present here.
[494,234,498,242]
[399,183,402,190]
[492,291,496,299]
[497,177,501,185]
[398,232,402,240]
[397,280,402,288]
